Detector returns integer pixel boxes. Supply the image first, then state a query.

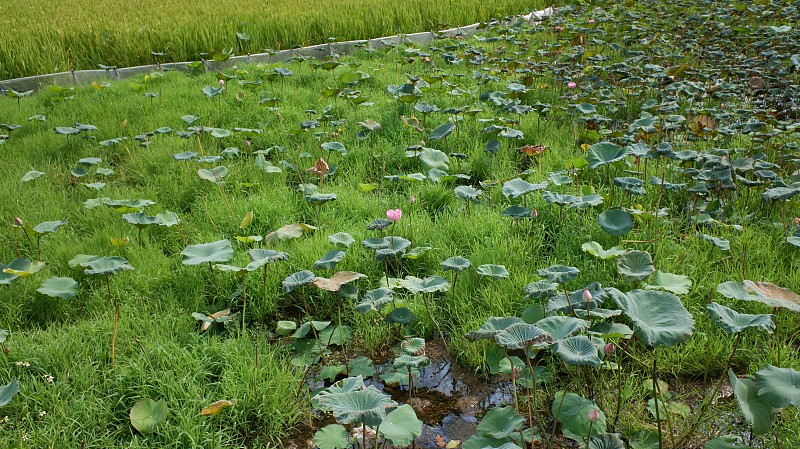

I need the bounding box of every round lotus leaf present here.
[613,177,647,195]
[316,382,396,427]
[401,337,426,356]
[608,288,694,347]
[305,193,338,205]
[84,256,133,276]
[536,316,589,342]
[282,270,316,293]
[399,275,450,294]
[379,404,423,447]
[475,406,525,439]
[554,335,602,367]
[466,316,524,341]
[524,281,559,300]
[706,302,775,334]
[313,250,346,270]
[552,391,606,441]
[440,256,472,272]
[181,240,234,266]
[37,276,78,300]
[314,424,350,449]
[130,398,167,434]
[536,265,580,284]
[122,213,159,229]
[385,307,418,325]
[598,210,634,236]
[616,251,654,282]
[501,206,533,218]
[494,323,552,350]
[476,264,509,279]
[454,185,482,202]
[586,142,629,169]
[197,166,228,183]
[328,232,355,248]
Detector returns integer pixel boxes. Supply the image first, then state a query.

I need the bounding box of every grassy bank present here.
[0,0,552,79]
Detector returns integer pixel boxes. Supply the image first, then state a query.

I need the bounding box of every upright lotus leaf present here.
[355,288,394,314]
[37,276,79,300]
[717,280,800,312]
[30,220,67,237]
[429,122,456,141]
[581,241,626,259]
[644,271,692,295]
[399,276,451,294]
[524,281,559,300]
[502,178,545,198]
[598,210,634,236]
[401,337,425,356]
[0,379,20,407]
[466,316,524,341]
[155,211,181,227]
[613,177,647,195]
[247,249,289,265]
[314,424,350,449]
[122,212,159,229]
[181,240,234,266]
[306,193,338,206]
[700,234,730,251]
[130,398,167,434]
[476,264,509,279]
[21,171,46,182]
[314,271,366,292]
[616,251,654,282]
[441,256,472,272]
[379,404,423,447]
[386,308,418,325]
[454,185,482,202]
[197,166,228,184]
[322,142,347,156]
[367,218,393,231]
[1,258,45,283]
[552,391,606,441]
[292,320,331,339]
[316,377,397,426]
[754,365,800,408]
[536,265,579,284]
[706,303,775,334]
[729,369,773,435]
[313,250,346,270]
[84,257,133,276]
[282,270,316,293]
[393,354,429,370]
[609,288,694,347]
[475,406,525,439]
[587,433,626,449]
[328,232,355,248]
[265,223,316,244]
[555,335,602,367]
[501,206,533,219]
[547,283,607,314]
[586,142,628,169]
[535,316,589,342]
[375,237,411,261]
[494,323,552,350]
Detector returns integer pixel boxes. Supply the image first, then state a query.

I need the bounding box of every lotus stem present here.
[240,275,247,335]
[653,358,663,449]
[585,420,594,449]
[112,302,120,367]
[506,354,519,412]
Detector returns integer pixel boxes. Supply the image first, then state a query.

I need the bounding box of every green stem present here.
[653,358,663,449]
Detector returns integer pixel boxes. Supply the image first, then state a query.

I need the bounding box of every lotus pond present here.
[1,0,800,448]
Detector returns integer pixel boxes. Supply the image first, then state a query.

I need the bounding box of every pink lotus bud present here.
[218,79,225,87]
[554,26,564,33]
[588,409,600,422]
[13,217,24,227]
[409,195,416,205]
[531,209,538,219]
[588,19,596,24]
[386,209,402,222]
[582,289,593,303]
[604,342,615,356]
[567,81,577,89]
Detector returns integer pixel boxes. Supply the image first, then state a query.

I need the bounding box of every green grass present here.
[1,1,800,447]
[0,0,552,79]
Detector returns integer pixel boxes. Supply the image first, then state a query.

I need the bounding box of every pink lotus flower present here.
[567,81,577,89]
[386,209,402,222]
[588,409,600,422]
[588,19,596,24]
[13,217,24,227]
[218,79,225,87]
[604,342,615,356]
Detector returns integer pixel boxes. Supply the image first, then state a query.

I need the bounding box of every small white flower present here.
[38,410,47,417]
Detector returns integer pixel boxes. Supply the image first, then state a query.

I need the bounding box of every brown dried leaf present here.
[313,271,366,292]
[744,281,800,310]
[201,308,231,331]
[200,399,236,416]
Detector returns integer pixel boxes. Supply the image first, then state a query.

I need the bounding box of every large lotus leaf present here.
[0,379,19,407]
[393,354,429,370]
[703,435,751,449]
[122,213,159,229]
[644,271,692,295]
[181,240,234,266]
[552,391,606,441]
[754,365,800,409]
[586,142,628,169]
[379,404,422,446]
[706,303,775,334]
[1,258,45,283]
[729,370,773,435]
[21,171,46,182]
[305,193,338,206]
[524,281,559,300]
[454,185,482,202]
[589,322,634,339]
[535,316,589,342]
[616,251,654,282]
[599,210,634,236]
[429,122,456,141]
[466,316,524,341]
[536,265,579,284]
[700,234,730,251]
[314,271,366,292]
[375,237,411,261]
[37,276,78,299]
[568,194,604,209]
[355,288,394,314]
[628,429,660,449]
[318,325,353,346]
[385,307,417,325]
[613,177,646,195]
[555,335,602,367]
[502,178,543,198]
[314,424,350,449]
[313,250,346,270]
[328,232,355,248]
[130,398,167,434]
[317,383,396,427]
[475,406,525,439]
[463,438,520,449]
[717,281,800,312]
[761,185,799,202]
[609,288,694,347]
[494,323,552,350]
[441,256,472,272]
[581,241,626,259]
[213,264,249,275]
[197,166,228,183]
[282,270,316,293]
[476,264,509,279]
[84,256,133,276]
[367,218,392,231]
[399,276,450,294]
[401,337,426,356]
[420,148,450,171]
[588,433,626,449]
[155,211,181,227]
[31,220,67,236]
